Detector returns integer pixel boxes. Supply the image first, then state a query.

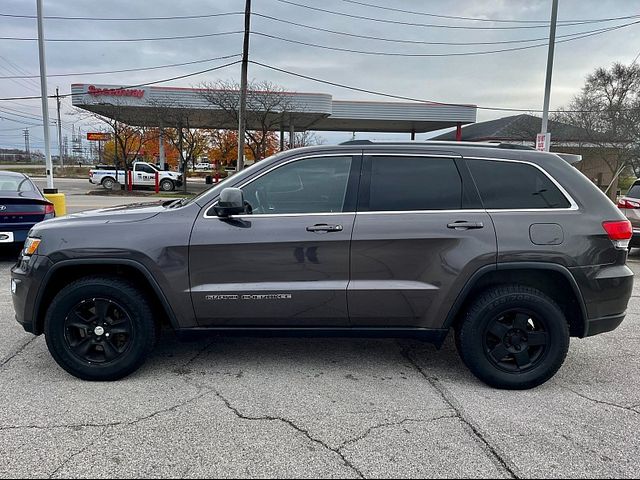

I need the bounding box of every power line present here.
[0,53,241,79]
[251,19,640,57]
[273,0,640,30]
[0,11,243,21]
[336,0,640,25]
[1,30,244,42]
[0,59,241,101]
[252,12,632,47]
[250,60,637,113]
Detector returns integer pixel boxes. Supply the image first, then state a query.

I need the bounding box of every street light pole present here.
[56,87,64,168]
[236,0,251,172]
[540,0,559,151]
[36,0,55,192]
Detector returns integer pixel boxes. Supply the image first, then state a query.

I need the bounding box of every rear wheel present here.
[44,276,157,381]
[160,179,174,192]
[101,177,115,190]
[456,285,569,390]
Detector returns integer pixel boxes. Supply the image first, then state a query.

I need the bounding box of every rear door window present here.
[364,156,462,211]
[467,159,570,209]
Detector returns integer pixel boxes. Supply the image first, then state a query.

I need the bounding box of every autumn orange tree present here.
[140,128,180,168]
[208,129,240,166]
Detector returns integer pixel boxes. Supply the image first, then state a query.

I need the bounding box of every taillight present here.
[602,220,632,249]
[617,199,640,209]
[44,203,55,216]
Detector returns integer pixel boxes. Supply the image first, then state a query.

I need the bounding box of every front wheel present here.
[44,276,157,381]
[456,285,569,390]
[160,179,174,192]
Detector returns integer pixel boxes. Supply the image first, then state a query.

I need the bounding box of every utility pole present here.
[23,129,30,160]
[36,0,55,192]
[236,0,251,172]
[539,0,559,152]
[55,87,63,168]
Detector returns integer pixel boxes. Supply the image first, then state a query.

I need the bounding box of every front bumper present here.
[11,254,52,335]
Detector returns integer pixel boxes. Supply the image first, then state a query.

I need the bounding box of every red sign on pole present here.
[536,133,551,152]
[87,132,112,141]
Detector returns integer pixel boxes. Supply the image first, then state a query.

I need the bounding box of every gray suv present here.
[11,142,634,389]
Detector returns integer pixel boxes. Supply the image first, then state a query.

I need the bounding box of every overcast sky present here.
[1,0,639,151]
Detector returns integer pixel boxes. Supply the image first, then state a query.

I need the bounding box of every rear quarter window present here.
[626,183,640,199]
[467,159,571,209]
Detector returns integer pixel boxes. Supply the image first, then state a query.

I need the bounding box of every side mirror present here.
[214,188,246,217]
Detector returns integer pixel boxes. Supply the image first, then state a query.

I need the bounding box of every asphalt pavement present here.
[0,241,639,477]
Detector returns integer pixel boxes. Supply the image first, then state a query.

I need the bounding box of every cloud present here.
[1,0,639,149]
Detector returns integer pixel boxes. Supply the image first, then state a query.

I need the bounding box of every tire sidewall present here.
[160,179,174,191]
[459,289,569,390]
[102,177,115,190]
[44,280,155,381]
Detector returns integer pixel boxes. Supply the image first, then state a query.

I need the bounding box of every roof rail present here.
[339,140,534,150]
[555,153,582,164]
[338,140,582,163]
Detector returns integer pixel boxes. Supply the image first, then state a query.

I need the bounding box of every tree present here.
[208,129,240,166]
[198,80,295,163]
[165,128,209,171]
[554,62,640,199]
[291,130,326,148]
[72,103,154,190]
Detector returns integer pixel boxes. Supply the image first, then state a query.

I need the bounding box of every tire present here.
[160,179,174,192]
[455,285,569,390]
[44,276,157,381]
[101,177,116,190]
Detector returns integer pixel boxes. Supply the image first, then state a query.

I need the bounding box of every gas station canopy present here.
[71,83,476,134]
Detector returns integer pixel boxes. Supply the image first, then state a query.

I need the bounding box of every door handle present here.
[306,224,343,233]
[447,221,484,230]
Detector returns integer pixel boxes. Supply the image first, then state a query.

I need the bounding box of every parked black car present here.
[0,171,54,245]
[11,142,633,389]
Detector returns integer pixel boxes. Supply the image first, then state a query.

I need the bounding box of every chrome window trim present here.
[203,153,357,219]
[203,151,579,219]
[224,212,356,219]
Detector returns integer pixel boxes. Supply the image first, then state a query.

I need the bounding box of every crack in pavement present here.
[213,389,365,479]
[48,425,108,479]
[400,346,519,480]
[564,387,640,415]
[0,389,214,433]
[336,414,457,452]
[0,336,38,370]
[183,339,217,368]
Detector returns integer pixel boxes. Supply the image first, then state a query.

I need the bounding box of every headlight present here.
[23,237,41,256]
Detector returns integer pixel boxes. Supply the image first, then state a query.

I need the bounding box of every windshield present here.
[0,174,35,192]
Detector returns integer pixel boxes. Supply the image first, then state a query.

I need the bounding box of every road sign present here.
[536,133,551,152]
[87,132,112,141]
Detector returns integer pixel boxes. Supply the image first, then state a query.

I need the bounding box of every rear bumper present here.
[570,263,633,337]
[583,312,626,337]
[0,228,33,244]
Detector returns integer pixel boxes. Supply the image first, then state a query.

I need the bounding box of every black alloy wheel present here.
[482,309,549,373]
[456,285,569,390]
[64,298,134,364]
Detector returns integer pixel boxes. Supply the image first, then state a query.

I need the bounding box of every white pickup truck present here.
[89,162,183,191]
